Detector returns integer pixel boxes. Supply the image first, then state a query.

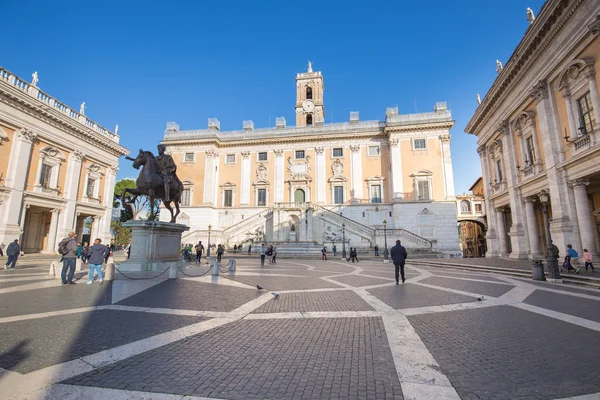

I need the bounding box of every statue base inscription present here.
[117,220,189,273]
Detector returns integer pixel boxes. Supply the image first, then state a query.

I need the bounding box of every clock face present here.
[302,99,315,113]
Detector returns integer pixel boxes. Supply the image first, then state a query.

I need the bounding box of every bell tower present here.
[295,61,325,127]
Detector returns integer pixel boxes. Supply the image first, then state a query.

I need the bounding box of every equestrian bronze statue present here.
[122,144,184,223]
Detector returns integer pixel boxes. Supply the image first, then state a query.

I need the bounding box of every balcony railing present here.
[80,195,102,205]
[571,134,592,154]
[0,66,119,143]
[491,180,507,194]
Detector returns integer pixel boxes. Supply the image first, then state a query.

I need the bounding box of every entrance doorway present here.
[294,189,305,203]
[22,206,52,253]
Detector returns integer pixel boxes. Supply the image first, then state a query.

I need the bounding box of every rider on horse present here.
[156,144,183,201]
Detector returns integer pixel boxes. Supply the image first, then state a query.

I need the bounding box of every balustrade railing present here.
[0,66,119,142]
[376,228,432,248]
[572,134,592,153]
[314,205,375,236]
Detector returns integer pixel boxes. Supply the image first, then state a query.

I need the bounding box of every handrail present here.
[314,205,375,235]
[377,228,432,248]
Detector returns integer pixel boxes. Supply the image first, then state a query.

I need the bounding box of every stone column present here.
[350,145,362,202]
[202,150,218,205]
[44,209,61,254]
[274,150,285,203]
[496,208,509,257]
[388,138,403,200]
[240,151,251,205]
[498,121,529,259]
[523,197,542,259]
[0,128,37,244]
[439,134,455,199]
[478,146,499,257]
[100,165,118,244]
[530,80,575,251]
[315,147,326,204]
[571,179,598,255]
[59,150,85,238]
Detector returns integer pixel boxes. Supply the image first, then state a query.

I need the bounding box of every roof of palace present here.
[162,103,453,144]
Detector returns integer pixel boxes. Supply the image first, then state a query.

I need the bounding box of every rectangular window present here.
[332,148,343,158]
[184,153,194,162]
[417,180,430,200]
[334,186,344,204]
[181,189,191,206]
[525,136,536,163]
[40,164,52,187]
[86,178,96,198]
[475,203,482,212]
[367,146,380,156]
[496,160,503,182]
[370,185,382,203]
[577,92,596,134]
[225,154,235,164]
[258,152,268,161]
[224,189,233,207]
[413,139,427,150]
[295,150,305,159]
[257,189,267,206]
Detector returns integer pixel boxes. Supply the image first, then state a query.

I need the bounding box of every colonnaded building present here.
[0,66,128,253]
[466,0,600,259]
[160,63,459,255]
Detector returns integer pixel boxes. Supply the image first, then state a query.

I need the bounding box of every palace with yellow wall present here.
[466,0,600,259]
[0,67,128,253]
[161,64,459,254]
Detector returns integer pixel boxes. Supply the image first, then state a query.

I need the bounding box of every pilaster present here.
[388,138,403,200]
[315,147,326,204]
[203,150,218,206]
[439,134,455,199]
[350,145,362,202]
[477,145,499,257]
[59,150,85,238]
[240,151,251,205]
[100,165,118,244]
[274,150,285,203]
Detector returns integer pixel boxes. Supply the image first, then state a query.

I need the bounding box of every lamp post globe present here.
[342,223,346,260]
[207,224,212,258]
[383,219,389,261]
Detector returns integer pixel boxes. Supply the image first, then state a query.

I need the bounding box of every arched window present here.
[306,114,313,126]
[306,87,312,100]
[460,200,471,214]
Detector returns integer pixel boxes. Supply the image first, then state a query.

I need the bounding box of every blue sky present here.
[2,0,545,194]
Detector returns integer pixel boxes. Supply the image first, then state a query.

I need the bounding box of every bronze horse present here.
[122,150,182,223]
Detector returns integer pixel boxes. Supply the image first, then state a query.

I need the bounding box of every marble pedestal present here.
[117,221,189,273]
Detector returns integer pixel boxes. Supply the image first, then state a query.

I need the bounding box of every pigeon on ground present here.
[477,296,484,301]
[272,292,280,299]
[257,285,264,291]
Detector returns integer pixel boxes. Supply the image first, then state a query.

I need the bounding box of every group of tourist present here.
[258,243,277,266]
[551,243,595,274]
[56,232,111,285]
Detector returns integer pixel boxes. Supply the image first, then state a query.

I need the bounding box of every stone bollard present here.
[49,261,60,278]
[211,258,219,276]
[228,258,236,274]
[75,258,82,272]
[104,263,115,281]
[532,260,546,281]
[169,262,178,279]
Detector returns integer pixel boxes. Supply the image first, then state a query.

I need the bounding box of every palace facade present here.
[0,67,128,253]
[466,0,600,259]
[160,64,459,254]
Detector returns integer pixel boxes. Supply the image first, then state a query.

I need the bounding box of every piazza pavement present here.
[0,254,599,400]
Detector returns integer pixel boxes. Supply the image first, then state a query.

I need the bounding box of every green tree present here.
[111,221,131,245]
[114,178,147,220]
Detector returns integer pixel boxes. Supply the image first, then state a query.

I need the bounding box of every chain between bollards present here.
[113,265,171,280]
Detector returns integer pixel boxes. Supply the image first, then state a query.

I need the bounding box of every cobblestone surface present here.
[0,278,51,289]
[419,276,515,297]
[252,290,375,313]
[64,317,404,400]
[222,275,344,290]
[367,283,477,309]
[513,277,600,297]
[0,282,112,318]
[0,310,204,373]
[117,279,263,312]
[523,290,600,323]
[329,274,392,287]
[429,271,506,283]
[408,305,600,399]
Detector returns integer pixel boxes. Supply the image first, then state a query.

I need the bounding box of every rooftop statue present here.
[527,7,535,24]
[122,144,184,223]
[496,60,503,74]
[31,71,39,87]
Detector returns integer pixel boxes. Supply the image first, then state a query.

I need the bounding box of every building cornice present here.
[465,0,581,135]
[0,73,129,158]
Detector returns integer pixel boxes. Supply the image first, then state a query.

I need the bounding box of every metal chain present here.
[178,264,212,277]
[218,264,232,273]
[114,265,171,280]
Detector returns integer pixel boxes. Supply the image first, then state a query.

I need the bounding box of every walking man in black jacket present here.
[390,240,408,284]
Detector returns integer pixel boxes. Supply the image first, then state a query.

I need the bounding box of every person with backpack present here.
[217,244,224,262]
[85,238,110,284]
[563,244,581,274]
[4,239,20,270]
[321,246,327,261]
[58,232,79,285]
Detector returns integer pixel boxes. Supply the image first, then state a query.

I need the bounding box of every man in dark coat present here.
[5,239,20,270]
[390,240,408,284]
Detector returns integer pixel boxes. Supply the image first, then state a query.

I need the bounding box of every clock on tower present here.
[295,62,325,127]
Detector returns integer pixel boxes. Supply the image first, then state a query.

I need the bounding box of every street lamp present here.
[538,191,561,281]
[207,224,212,258]
[342,223,346,260]
[383,219,389,261]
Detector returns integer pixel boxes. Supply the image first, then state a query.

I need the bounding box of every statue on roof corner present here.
[308,60,313,72]
[526,7,535,24]
[31,71,39,87]
[496,60,503,74]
